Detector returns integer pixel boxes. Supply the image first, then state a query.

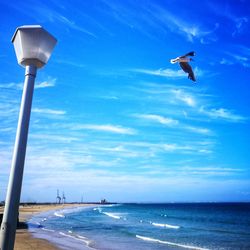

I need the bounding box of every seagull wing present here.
[179,62,196,82]
[180,51,195,58]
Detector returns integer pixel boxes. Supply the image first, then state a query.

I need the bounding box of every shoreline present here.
[0,203,98,250]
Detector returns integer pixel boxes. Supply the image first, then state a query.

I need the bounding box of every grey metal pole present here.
[0,65,37,250]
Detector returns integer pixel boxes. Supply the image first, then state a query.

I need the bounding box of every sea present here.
[28,203,250,250]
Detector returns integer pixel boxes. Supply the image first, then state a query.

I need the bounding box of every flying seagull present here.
[170,51,196,82]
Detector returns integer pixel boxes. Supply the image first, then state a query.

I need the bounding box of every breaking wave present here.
[151,222,180,229]
[103,212,121,219]
[136,235,209,250]
[54,212,65,218]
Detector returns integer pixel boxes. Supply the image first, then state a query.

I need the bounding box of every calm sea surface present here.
[28,203,250,250]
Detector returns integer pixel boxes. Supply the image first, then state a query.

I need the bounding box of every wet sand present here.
[0,204,96,250]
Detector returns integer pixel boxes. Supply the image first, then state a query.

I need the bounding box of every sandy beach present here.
[0,203,96,250]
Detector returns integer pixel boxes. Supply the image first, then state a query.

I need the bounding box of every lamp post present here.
[0,25,57,250]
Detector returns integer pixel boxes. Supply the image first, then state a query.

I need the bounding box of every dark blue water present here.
[28,203,250,250]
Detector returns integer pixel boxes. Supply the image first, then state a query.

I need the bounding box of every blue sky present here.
[0,0,249,202]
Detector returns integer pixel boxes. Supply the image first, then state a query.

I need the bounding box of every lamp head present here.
[12,25,57,68]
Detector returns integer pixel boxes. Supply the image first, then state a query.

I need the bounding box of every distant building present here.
[100,199,107,204]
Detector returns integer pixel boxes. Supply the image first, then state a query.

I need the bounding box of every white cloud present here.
[0,82,22,90]
[171,89,196,107]
[134,113,212,136]
[30,134,79,143]
[181,166,245,176]
[55,59,86,68]
[71,124,137,135]
[0,78,56,90]
[132,66,204,81]
[35,78,56,89]
[147,3,218,43]
[32,108,66,115]
[208,2,248,37]
[57,14,97,38]
[133,68,185,78]
[200,107,246,122]
[222,51,250,68]
[136,114,179,126]
[184,126,212,135]
[99,1,218,43]
[220,58,233,65]
[11,2,97,38]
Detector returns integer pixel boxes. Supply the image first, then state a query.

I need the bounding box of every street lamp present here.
[0,25,57,250]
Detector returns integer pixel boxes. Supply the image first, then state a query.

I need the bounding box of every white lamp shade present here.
[12,25,57,68]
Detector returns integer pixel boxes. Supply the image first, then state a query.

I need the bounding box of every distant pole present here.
[0,65,37,250]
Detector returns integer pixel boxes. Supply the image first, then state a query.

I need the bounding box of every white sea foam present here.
[59,232,92,247]
[160,214,167,217]
[136,235,210,250]
[151,222,180,229]
[42,228,55,232]
[54,212,65,218]
[94,207,102,213]
[103,212,121,219]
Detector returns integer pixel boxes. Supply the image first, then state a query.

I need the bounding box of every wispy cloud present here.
[161,142,212,154]
[133,68,186,78]
[184,126,212,135]
[132,67,204,80]
[157,10,218,43]
[35,78,56,89]
[223,51,250,68]
[0,82,22,90]
[133,81,245,124]
[55,59,86,68]
[220,44,250,68]
[232,17,248,36]
[70,124,137,135]
[0,78,56,90]
[200,107,247,122]
[146,2,219,43]
[208,2,248,37]
[181,166,245,176]
[99,0,218,43]
[32,108,66,115]
[9,1,96,38]
[30,134,79,143]
[135,114,179,126]
[171,89,197,107]
[56,14,97,38]
[135,113,212,136]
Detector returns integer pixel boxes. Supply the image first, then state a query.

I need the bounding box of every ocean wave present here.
[59,231,93,248]
[54,212,65,218]
[93,207,102,213]
[136,235,209,250]
[151,222,180,229]
[103,212,121,219]
[101,204,118,207]
[42,228,55,232]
